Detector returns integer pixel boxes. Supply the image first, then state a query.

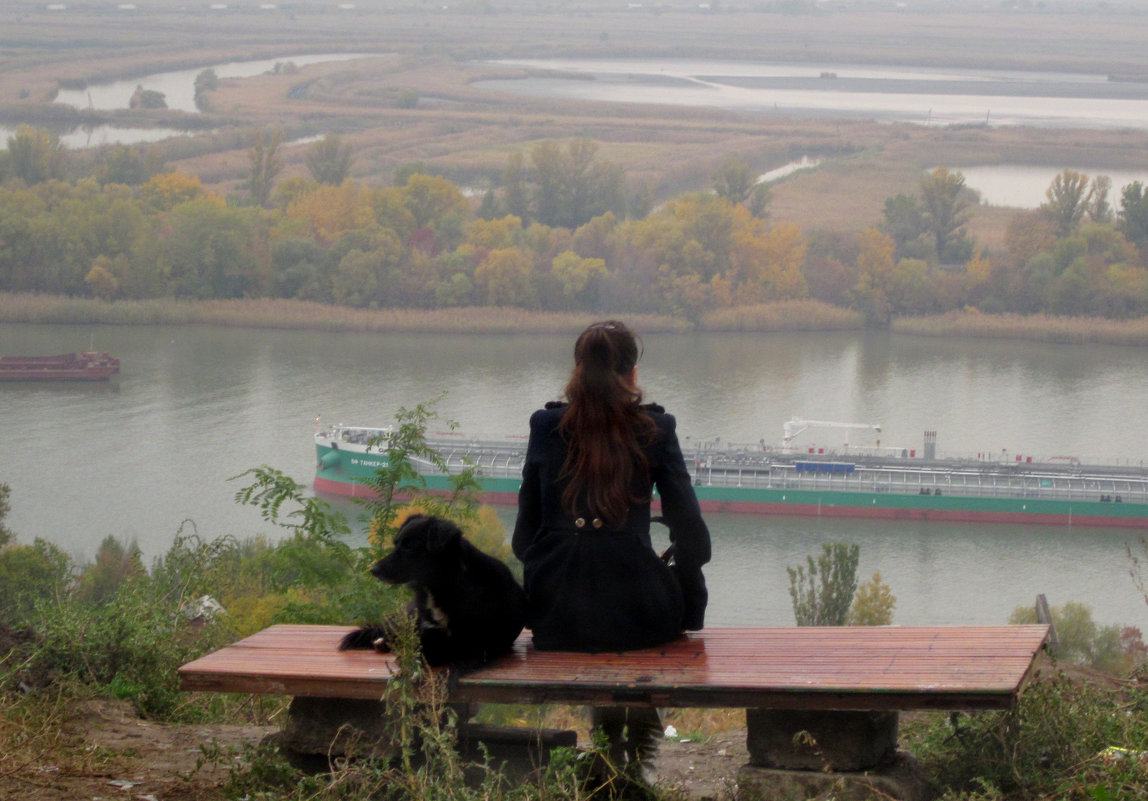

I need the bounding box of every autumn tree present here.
[474,247,535,307]
[400,173,469,252]
[139,171,208,212]
[551,250,607,310]
[852,228,897,324]
[85,256,119,300]
[847,572,895,626]
[285,181,376,245]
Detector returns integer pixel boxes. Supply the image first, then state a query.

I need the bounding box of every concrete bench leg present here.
[737,709,929,801]
[278,696,577,782]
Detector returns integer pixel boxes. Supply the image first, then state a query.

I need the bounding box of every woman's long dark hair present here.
[558,320,658,527]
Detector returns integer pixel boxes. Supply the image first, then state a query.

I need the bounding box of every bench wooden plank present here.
[180,624,1047,711]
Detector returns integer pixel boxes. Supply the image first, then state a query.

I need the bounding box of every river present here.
[477,59,1148,130]
[2,323,1147,631]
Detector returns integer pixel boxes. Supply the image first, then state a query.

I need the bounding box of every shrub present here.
[788,542,860,626]
[904,670,1148,800]
[1010,601,1137,674]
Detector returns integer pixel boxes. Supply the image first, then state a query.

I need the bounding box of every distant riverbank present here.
[3,293,1147,345]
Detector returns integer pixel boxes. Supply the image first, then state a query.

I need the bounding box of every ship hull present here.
[0,352,120,381]
[314,433,1148,529]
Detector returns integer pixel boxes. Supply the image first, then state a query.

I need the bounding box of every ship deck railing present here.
[695,466,1148,504]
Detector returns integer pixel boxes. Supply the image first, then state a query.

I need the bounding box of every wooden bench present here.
[179,624,1049,800]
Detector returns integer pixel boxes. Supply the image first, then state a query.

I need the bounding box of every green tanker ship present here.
[314,422,1148,529]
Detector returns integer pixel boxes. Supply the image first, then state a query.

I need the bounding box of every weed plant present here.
[902,664,1148,801]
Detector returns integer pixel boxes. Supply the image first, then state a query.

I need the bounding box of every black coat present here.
[512,402,711,652]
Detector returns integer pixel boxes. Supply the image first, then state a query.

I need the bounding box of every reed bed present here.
[893,311,1148,347]
[699,300,866,332]
[0,294,689,335]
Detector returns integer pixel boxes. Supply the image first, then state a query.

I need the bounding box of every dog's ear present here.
[397,514,429,537]
[426,516,463,553]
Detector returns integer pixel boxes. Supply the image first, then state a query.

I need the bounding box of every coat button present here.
[574,517,586,529]
[592,518,603,529]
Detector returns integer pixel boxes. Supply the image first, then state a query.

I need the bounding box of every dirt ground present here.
[0,698,747,801]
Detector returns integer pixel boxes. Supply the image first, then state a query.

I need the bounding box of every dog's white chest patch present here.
[422,590,450,631]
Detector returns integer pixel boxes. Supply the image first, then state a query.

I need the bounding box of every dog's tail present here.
[338,625,391,652]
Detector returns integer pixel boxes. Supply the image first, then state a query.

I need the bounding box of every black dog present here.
[339,514,526,667]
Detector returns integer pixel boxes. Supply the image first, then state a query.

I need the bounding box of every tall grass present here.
[0,294,689,335]
[894,311,1148,347]
[700,300,865,332]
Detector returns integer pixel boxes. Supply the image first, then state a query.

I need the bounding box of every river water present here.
[3,323,1147,631]
[478,59,1148,130]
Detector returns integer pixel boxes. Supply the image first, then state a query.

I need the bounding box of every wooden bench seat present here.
[179,624,1048,801]
[179,623,1048,711]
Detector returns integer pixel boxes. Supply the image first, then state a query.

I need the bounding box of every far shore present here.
[3,293,1148,346]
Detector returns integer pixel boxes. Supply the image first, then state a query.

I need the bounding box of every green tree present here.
[248,128,284,208]
[163,198,258,298]
[6,126,66,185]
[0,483,13,548]
[502,151,530,223]
[129,85,167,110]
[331,249,380,307]
[99,144,162,186]
[1010,600,1127,673]
[880,192,934,261]
[1090,175,1113,224]
[1118,181,1148,253]
[529,138,625,229]
[193,68,219,110]
[712,157,756,204]
[788,543,860,626]
[1041,169,1092,237]
[304,134,354,186]
[0,537,72,623]
[919,167,973,264]
[74,535,144,606]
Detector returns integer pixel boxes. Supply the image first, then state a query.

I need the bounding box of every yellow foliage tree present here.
[466,215,523,259]
[286,181,377,245]
[475,247,536,307]
[847,571,895,626]
[139,171,212,212]
[85,256,119,300]
[369,503,511,562]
